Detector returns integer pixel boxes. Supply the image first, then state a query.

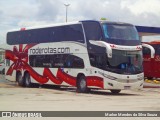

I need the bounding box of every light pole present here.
[64,4,70,22]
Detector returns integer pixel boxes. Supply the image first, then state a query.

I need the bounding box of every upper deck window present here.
[7,24,84,45]
[82,21,102,40]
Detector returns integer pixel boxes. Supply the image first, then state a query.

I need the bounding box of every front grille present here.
[116,79,139,83]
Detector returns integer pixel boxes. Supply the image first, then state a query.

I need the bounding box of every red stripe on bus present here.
[86,76,104,88]
[56,68,76,86]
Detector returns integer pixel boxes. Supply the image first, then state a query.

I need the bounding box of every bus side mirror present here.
[142,43,155,58]
[89,40,112,58]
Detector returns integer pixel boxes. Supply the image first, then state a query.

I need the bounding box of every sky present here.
[0,0,160,44]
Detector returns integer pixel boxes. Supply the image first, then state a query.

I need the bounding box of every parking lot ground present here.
[0,74,160,111]
[144,81,160,88]
[0,75,160,120]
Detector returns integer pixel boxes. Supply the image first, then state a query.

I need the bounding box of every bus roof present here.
[8,20,135,32]
[81,20,133,26]
[8,21,81,32]
[136,25,160,37]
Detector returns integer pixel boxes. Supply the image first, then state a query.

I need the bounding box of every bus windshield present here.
[102,24,139,40]
[106,50,143,74]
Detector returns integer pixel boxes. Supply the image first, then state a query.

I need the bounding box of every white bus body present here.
[5,20,144,94]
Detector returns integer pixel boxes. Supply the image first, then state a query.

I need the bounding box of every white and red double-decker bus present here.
[5,20,144,94]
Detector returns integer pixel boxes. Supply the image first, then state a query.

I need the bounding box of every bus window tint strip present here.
[7,24,85,45]
[29,54,84,68]
[82,21,102,40]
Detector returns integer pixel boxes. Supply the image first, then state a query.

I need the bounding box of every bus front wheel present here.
[24,72,32,87]
[77,75,88,93]
[16,72,25,87]
[110,90,121,94]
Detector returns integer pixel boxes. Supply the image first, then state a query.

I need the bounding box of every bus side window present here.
[52,54,68,68]
[7,24,85,45]
[64,55,72,68]
[96,55,105,69]
[37,56,44,67]
[54,55,63,68]
[64,25,85,43]
[72,57,84,68]
[29,55,36,67]
[82,21,102,41]
[29,54,84,68]
[29,55,34,67]
[89,54,96,67]
[64,55,84,68]
[89,53,105,69]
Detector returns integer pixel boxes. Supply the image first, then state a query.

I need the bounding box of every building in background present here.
[0,44,10,62]
[0,48,5,62]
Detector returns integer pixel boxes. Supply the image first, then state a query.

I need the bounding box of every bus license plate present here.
[124,86,131,89]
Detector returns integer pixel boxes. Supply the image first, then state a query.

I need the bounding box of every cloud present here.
[35,0,61,21]
[17,20,52,27]
[122,0,160,16]
[0,0,160,43]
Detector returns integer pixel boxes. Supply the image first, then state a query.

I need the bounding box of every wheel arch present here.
[77,73,86,79]
[76,72,86,85]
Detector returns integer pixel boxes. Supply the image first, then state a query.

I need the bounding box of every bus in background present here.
[143,40,160,81]
[135,25,160,84]
[5,20,144,94]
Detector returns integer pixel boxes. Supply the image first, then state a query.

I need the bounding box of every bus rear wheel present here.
[24,72,32,87]
[2,69,5,75]
[110,90,121,94]
[77,75,88,93]
[17,72,25,87]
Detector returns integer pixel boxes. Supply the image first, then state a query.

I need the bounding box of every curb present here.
[143,82,160,88]
[143,86,160,88]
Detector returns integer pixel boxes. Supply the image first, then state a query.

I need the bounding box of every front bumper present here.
[103,79,144,90]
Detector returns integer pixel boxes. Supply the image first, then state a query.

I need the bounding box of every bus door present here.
[82,21,106,78]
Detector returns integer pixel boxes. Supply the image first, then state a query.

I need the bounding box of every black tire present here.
[77,75,88,93]
[24,72,32,87]
[147,77,153,80]
[110,90,121,94]
[2,69,5,75]
[17,72,25,87]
